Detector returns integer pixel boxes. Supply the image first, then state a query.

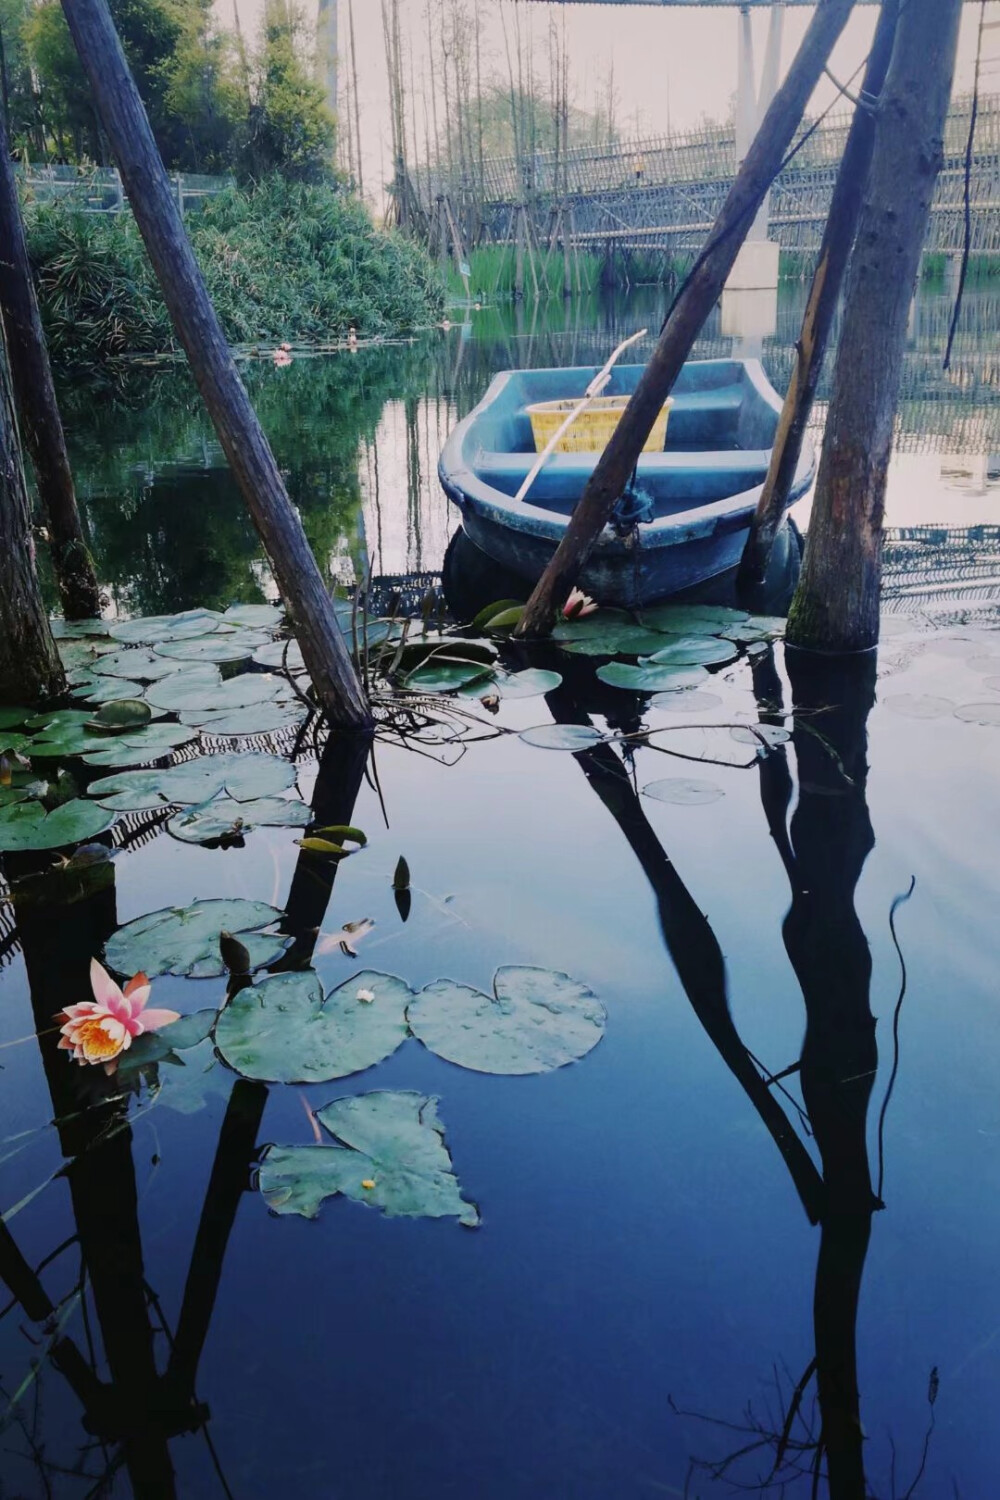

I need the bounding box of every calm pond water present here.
[3,284,1000,1499]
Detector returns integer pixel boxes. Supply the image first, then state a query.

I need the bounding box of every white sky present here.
[227,2,998,208]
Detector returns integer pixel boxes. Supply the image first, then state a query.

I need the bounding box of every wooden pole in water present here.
[59,0,371,729]
[787,0,963,654]
[514,0,858,638]
[0,329,64,705]
[0,102,101,620]
[738,0,900,597]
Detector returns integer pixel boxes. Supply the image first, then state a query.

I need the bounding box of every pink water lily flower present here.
[562,587,598,621]
[55,960,180,1074]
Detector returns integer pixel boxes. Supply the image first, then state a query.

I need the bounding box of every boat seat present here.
[474,448,771,514]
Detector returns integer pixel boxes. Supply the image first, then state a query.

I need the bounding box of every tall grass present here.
[25,177,446,369]
[445,243,603,301]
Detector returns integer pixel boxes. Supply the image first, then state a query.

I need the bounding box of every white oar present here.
[514,328,648,505]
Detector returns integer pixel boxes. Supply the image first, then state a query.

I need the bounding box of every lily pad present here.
[252,639,305,673]
[69,675,150,706]
[472,600,523,631]
[596,662,709,693]
[645,637,738,668]
[560,625,674,657]
[637,603,748,635]
[258,1091,479,1227]
[730,724,791,749]
[405,662,493,694]
[108,609,227,645]
[223,603,284,630]
[104,898,286,979]
[50,617,111,639]
[518,723,607,751]
[641,777,725,806]
[0,798,115,852]
[407,965,606,1076]
[215,968,412,1082]
[78,724,200,768]
[145,669,280,716]
[185,702,306,737]
[954,702,1000,726]
[650,690,724,713]
[153,631,270,664]
[89,649,186,682]
[117,1009,218,1074]
[167,795,310,843]
[495,668,563,698]
[0,708,31,731]
[87,700,153,731]
[552,608,632,641]
[87,753,296,811]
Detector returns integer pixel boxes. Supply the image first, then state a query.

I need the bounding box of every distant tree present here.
[237,2,334,184]
[0,0,45,155]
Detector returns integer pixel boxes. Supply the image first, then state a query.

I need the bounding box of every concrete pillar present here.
[728,1,784,293]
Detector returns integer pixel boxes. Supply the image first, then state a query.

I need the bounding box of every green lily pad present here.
[404,662,493,694]
[552,608,632,640]
[87,700,153,731]
[495,668,563,699]
[730,724,791,750]
[0,769,47,809]
[395,639,497,673]
[0,798,115,852]
[0,732,31,756]
[216,968,412,1083]
[480,606,525,632]
[69,674,151,707]
[108,609,227,645]
[408,965,606,1075]
[57,639,116,672]
[650,690,724,713]
[258,1091,479,1227]
[252,639,305,673]
[560,625,674,657]
[78,724,200,768]
[90,649,186,682]
[638,604,749,634]
[144,669,279,716]
[518,723,607,751]
[223,603,284,630]
[184,702,305,737]
[472,600,523,631]
[0,708,31,731]
[87,752,296,811]
[50,617,112,639]
[104,898,286,979]
[641,777,725,806]
[645,637,738,668]
[596,662,709,693]
[153,631,270,664]
[167,795,310,844]
[117,1009,218,1075]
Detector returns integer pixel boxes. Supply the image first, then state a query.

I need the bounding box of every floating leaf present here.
[105,898,286,979]
[0,798,115,852]
[408,965,605,1075]
[518,723,607,751]
[641,777,725,806]
[57,639,116,671]
[0,708,31,731]
[154,631,270,664]
[596,662,709,693]
[552,608,631,640]
[87,752,296,811]
[108,609,227,645]
[494,668,563,698]
[481,606,525,632]
[167,795,310,844]
[405,662,493,694]
[392,855,410,891]
[395,639,496,673]
[252,639,305,673]
[730,724,791,750]
[471,600,523,631]
[560,625,673,657]
[646,725,758,767]
[86,700,153,731]
[50,618,111,639]
[117,1010,218,1075]
[78,724,199,768]
[258,1091,479,1226]
[223,603,284,630]
[650,690,724,713]
[883,694,956,720]
[638,603,749,633]
[89,649,186,682]
[69,674,150,707]
[216,968,411,1082]
[954,702,1000,726]
[187,702,305,737]
[645,637,738,668]
[143,665,223,712]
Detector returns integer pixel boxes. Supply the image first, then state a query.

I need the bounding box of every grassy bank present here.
[26,177,446,369]
[446,243,604,300]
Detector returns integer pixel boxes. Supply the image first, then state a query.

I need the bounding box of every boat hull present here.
[438,358,814,609]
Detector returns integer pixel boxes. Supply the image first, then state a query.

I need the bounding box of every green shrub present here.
[25,178,446,368]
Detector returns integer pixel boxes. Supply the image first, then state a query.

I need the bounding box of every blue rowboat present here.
[438,358,814,609]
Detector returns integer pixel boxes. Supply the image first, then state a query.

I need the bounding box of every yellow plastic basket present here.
[526,395,673,455]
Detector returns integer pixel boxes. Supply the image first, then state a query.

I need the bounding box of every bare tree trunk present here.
[738,0,900,596]
[348,0,363,193]
[61,0,371,729]
[787,0,963,654]
[515,0,858,638]
[0,100,101,620]
[0,333,64,704]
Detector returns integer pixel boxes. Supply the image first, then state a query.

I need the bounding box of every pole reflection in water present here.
[542,642,907,1498]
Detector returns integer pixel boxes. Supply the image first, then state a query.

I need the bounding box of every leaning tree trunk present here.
[738,0,900,595]
[787,0,963,653]
[0,334,64,704]
[0,96,102,620]
[514,0,859,638]
[60,0,371,730]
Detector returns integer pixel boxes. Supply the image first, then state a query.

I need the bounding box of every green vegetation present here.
[447,244,604,301]
[4,0,333,183]
[25,179,445,367]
